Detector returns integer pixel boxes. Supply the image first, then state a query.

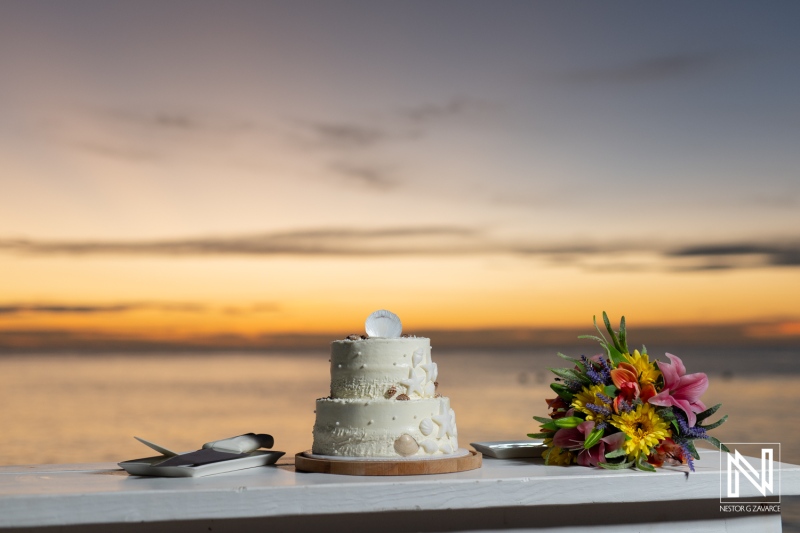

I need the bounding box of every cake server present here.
[135,433,274,467]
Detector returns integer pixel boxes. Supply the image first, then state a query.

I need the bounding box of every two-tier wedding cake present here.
[312,310,459,457]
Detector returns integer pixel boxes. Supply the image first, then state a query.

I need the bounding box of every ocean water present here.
[2,347,799,529]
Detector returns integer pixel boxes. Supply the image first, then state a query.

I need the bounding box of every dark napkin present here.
[155,448,246,467]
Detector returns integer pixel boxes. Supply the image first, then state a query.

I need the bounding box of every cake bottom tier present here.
[312,396,459,457]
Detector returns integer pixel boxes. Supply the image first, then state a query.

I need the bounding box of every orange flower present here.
[611,362,658,411]
[640,382,657,403]
[611,362,640,412]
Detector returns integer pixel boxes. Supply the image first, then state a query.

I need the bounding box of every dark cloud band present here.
[0,302,279,316]
[0,303,205,315]
[561,51,734,85]
[0,228,797,272]
[0,227,481,257]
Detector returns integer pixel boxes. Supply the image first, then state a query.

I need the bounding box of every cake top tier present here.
[329,336,438,400]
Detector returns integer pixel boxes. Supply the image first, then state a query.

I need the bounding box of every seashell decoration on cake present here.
[393,434,420,456]
[419,418,434,436]
[364,309,403,338]
[311,310,460,457]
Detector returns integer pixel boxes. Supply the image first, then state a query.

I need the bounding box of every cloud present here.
[399,97,489,124]
[328,161,397,189]
[0,302,206,315]
[0,301,281,317]
[562,52,732,85]
[301,121,395,149]
[1,230,797,272]
[98,108,254,134]
[671,244,780,256]
[59,99,489,193]
[54,106,261,164]
[0,227,482,257]
[669,243,800,267]
[295,97,489,152]
[221,303,281,316]
[71,140,163,163]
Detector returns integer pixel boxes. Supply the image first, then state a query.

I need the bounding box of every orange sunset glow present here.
[1,2,799,351]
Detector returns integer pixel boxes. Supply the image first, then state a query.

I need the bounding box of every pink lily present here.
[648,353,708,427]
[552,421,626,467]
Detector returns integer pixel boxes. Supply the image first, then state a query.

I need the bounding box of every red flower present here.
[647,437,686,467]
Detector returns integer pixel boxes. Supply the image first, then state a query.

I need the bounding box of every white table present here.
[1,450,797,532]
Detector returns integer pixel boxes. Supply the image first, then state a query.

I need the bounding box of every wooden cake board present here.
[295,450,482,476]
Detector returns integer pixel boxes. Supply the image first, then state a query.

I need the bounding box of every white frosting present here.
[313,336,459,457]
[329,337,433,399]
[312,397,458,457]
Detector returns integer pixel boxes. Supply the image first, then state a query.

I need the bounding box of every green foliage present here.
[705,436,730,453]
[599,459,634,470]
[556,352,585,370]
[527,433,551,439]
[602,312,617,347]
[618,316,628,355]
[699,415,728,431]
[658,408,676,421]
[554,416,584,429]
[548,367,591,386]
[590,313,626,365]
[583,428,604,449]
[635,455,656,472]
[604,448,627,459]
[550,383,574,402]
[696,403,722,422]
[540,421,558,432]
[684,439,700,460]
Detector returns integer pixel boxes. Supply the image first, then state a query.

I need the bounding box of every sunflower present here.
[610,403,670,459]
[571,384,612,423]
[623,349,660,385]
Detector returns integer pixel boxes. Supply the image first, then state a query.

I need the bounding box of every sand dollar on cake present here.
[312,310,459,457]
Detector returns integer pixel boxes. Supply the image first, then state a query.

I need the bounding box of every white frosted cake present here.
[312,318,459,457]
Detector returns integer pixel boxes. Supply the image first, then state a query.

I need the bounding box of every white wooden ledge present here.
[1,450,797,532]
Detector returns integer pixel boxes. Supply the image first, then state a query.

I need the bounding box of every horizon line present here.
[1,320,797,353]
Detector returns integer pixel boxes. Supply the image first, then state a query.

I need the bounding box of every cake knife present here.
[135,433,274,467]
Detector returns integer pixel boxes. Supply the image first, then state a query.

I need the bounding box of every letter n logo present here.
[727,448,773,497]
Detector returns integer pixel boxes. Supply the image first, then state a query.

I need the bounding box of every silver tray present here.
[119,450,285,477]
[470,440,546,459]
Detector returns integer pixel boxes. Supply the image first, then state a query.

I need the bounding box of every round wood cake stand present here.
[294,450,482,476]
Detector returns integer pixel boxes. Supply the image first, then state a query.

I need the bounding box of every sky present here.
[1,1,799,350]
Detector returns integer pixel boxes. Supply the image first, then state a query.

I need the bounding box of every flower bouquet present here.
[530,313,728,472]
